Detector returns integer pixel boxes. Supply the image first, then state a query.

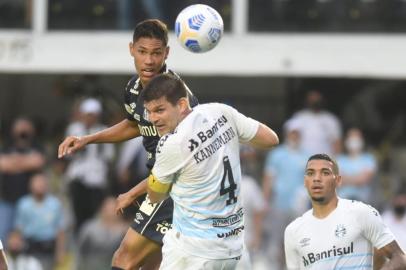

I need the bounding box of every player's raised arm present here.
[58,118,140,158]
[248,122,279,149]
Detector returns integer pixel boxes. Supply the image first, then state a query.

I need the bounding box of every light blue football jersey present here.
[152,103,259,259]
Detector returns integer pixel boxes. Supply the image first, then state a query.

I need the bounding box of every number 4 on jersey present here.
[220,156,237,205]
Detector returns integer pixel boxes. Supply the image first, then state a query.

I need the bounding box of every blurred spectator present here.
[288,90,342,156]
[235,146,267,270]
[238,173,267,270]
[0,117,46,242]
[76,196,127,270]
[14,172,65,270]
[239,144,263,180]
[63,98,115,233]
[262,119,309,269]
[337,127,377,203]
[382,190,406,252]
[115,137,148,195]
[5,231,42,270]
[114,137,149,220]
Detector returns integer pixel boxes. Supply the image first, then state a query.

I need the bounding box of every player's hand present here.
[58,136,86,158]
[115,192,135,215]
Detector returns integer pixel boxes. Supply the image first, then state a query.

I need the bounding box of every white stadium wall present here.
[0,31,406,79]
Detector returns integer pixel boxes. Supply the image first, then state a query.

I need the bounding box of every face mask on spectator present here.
[393,205,406,217]
[345,137,364,153]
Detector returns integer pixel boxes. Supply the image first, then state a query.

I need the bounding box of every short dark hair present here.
[133,19,168,46]
[307,153,339,174]
[142,74,187,106]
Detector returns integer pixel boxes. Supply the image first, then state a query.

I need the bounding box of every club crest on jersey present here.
[134,212,144,224]
[300,237,311,247]
[335,224,347,238]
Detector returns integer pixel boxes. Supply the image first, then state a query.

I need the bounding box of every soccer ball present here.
[175,4,224,53]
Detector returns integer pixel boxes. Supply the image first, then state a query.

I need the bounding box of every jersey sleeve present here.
[152,135,185,185]
[223,104,259,142]
[284,224,301,270]
[0,239,3,250]
[359,202,395,249]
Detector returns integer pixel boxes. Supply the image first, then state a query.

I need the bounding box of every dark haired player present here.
[58,19,198,270]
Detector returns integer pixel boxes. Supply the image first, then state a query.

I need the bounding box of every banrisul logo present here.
[302,242,354,267]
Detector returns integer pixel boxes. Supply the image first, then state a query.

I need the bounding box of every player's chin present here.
[157,128,169,136]
[311,195,326,203]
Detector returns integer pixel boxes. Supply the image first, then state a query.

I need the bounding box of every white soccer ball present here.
[175,4,224,53]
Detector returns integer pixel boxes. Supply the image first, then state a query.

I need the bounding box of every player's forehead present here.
[134,37,166,50]
[144,96,170,110]
[306,159,334,172]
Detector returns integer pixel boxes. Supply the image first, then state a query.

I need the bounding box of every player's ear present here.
[336,175,342,187]
[129,42,135,57]
[177,97,188,112]
[165,46,170,60]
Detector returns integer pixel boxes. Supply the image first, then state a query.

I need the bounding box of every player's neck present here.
[312,196,339,219]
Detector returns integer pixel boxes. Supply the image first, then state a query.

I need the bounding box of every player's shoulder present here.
[285,209,313,234]
[166,68,182,78]
[198,102,235,113]
[339,198,380,217]
[193,103,239,122]
[125,75,140,91]
[196,102,224,110]
[155,131,183,157]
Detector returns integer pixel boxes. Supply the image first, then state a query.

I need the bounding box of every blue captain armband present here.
[148,174,171,194]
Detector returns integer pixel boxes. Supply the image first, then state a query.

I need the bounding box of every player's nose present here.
[312,172,322,182]
[148,113,159,124]
[144,54,154,64]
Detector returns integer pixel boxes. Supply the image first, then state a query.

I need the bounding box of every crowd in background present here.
[3,0,406,32]
[0,91,405,270]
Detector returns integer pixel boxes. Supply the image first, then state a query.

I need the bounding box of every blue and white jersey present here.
[284,198,395,270]
[152,103,259,259]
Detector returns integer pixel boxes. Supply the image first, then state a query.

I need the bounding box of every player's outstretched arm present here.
[58,119,140,158]
[374,241,406,270]
[248,123,279,149]
[115,178,148,215]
